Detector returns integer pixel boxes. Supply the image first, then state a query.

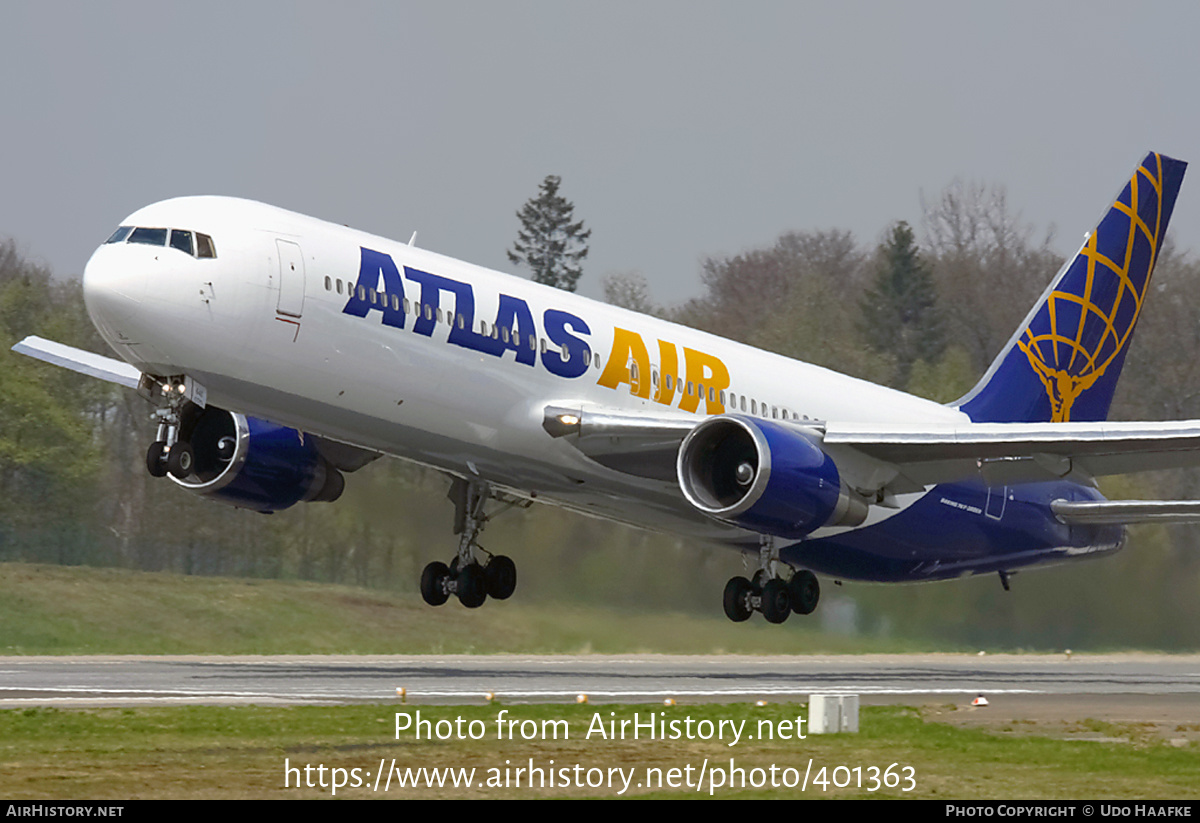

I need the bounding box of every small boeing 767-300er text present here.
[15,152,1200,623]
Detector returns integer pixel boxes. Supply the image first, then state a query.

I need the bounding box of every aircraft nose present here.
[82,244,146,326]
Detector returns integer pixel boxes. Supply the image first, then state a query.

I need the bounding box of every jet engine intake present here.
[170,406,344,512]
[677,415,867,538]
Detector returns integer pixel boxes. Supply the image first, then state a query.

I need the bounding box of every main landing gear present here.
[420,479,527,609]
[142,376,200,480]
[722,535,820,624]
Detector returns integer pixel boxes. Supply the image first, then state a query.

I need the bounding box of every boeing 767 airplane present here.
[14,152,1199,623]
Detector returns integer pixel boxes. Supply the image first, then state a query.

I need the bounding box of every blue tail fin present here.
[956,152,1186,423]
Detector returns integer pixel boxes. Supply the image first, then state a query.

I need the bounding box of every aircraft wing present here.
[13,335,141,388]
[544,406,1200,517]
[823,420,1200,487]
[13,335,382,474]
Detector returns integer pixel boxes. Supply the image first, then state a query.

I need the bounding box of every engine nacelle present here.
[170,406,344,513]
[677,416,867,538]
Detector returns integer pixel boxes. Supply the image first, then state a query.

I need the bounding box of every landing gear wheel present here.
[166,442,194,479]
[456,563,487,609]
[760,579,792,624]
[485,555,517,600]
[789,570,820,615]
[723,577,754,622]
[420,561,450,606]
[146,442,168,478]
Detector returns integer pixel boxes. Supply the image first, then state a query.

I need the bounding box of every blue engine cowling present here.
[677,416,867,538]
[170,406,344,513]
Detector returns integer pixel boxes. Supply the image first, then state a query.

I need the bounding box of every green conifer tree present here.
[507,175,591,292]
[859,221,946,386]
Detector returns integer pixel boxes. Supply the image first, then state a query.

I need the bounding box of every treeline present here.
[2,178,1199,649]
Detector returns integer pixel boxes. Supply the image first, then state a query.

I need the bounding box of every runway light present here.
[663,698,676,706]
[971,695,989,707]
[485,691,496,702]
[396,687,406,702]
[755,700,769,707]
[576,694,589,704]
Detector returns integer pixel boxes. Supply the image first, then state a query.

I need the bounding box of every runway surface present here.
[1,653,1198,707]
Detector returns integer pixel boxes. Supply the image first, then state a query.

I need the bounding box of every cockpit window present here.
[109,226,216,258]
[128,227,168,246]
[170,230,194,255]
[106,226,133,244]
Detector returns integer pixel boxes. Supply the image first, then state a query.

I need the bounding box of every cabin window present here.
[687,381,694,396]
[457,314,465,330]
[357,285,366,301]
[324,276,332,291]
[540,338,547,354]
[392,295,401,311]
[501,326,510,343]
[336,279,343,295]
[594,353,601,369]
[368,288,377,304]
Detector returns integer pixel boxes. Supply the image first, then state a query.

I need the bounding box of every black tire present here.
[166,442,194,479]
[420,561,450,606]
[146,442,168,478]
[761,579,791,624]
[722,576,754,622]
[789,570,820,615]
[456,563,487,609]
[485,555,517,600]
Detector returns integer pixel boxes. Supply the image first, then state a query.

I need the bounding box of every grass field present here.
[0,562,946,656]
[1,563,1197,800]
[1,702,1197,799]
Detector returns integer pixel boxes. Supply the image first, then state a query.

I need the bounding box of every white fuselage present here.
[83,196,964,544]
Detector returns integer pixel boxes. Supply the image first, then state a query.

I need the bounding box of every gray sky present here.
[3,1,1198,303]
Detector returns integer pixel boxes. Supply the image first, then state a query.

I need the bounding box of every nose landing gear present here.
[141,375,202,480]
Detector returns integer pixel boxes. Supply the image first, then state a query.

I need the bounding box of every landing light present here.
[559,414,580,426]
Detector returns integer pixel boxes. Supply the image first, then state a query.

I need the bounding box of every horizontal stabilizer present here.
[1052,499,1200,525]
[12,335,141,388]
